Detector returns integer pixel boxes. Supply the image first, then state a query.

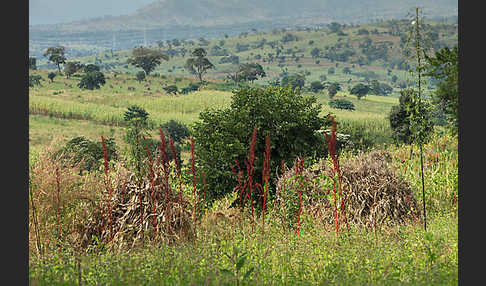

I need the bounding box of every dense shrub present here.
[54,136,118,172]
[329,99,355,110]
[78,71,106,90]
[47,72,56,82]
[159,120,190,143]
[163,85,178,95]
[136,71,146,82]
[192,86,330,205]
[310,81,325,93]
[29,74,43,87]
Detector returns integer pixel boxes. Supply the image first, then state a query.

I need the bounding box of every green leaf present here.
[236,255,246,271]
[243,266,254,280]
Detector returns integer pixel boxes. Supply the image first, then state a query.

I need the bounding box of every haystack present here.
[275,150,421,229]
[81,163,194,250]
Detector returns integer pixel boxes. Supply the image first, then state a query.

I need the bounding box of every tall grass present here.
[29,90,233,126]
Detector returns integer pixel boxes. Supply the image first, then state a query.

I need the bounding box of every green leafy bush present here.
[47,72,56,82]
[163,85,178,95]
[159,120,190,143]
[78,71,106,90]
[55,136,117,172]
[136,71,146,82]
[329,99,355,110]
[192,86,330,205]
[29,74,43,87]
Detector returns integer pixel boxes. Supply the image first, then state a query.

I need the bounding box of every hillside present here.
[29,0,457,58]
[39,20,457,93]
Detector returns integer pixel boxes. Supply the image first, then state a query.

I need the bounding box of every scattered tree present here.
[47,72,56,83]
[127,47,169,76]
[43,46,66,72]
[29,74,43,87]
[185,48,215,83]
[310,81,325,93]
[327,82,341,98]
[349,83,370,99]
[77,71,106,90]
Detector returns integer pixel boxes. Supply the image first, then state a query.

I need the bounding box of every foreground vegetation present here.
[29,129,458,285]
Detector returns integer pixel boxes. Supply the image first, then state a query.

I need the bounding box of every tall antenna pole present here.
[413,7,427,232]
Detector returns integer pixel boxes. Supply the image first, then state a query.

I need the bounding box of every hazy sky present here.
[29,0,157,25]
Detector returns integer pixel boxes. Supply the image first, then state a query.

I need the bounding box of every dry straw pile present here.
[276,150,421,229]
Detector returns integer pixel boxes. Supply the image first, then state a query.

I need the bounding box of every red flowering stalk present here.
[323,115,348,235]
[169,137,184,238]
[101,136,113,241]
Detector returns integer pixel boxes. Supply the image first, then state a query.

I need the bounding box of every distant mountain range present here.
[30,0,457,32]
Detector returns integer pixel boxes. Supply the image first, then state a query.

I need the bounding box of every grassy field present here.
[29,68,398,155]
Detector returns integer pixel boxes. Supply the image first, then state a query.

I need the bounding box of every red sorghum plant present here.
[323,115,348,236]
[256,135,271,232]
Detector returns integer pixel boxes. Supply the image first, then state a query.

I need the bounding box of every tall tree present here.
[424,45,458,134]
[43,46,66,73]
[349,83,370,100]
[127,47,169,76]
[185,48,214,83]
[404,7,435,232]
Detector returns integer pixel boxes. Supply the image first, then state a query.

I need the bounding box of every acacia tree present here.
[127,47,169,76]
[349,83,370,100]
[43,46,66,73]
[185,48,214,83]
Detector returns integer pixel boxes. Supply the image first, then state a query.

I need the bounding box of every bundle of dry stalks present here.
[29,139,194,254]
[275,150,421,229]
[81,161,194,250]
